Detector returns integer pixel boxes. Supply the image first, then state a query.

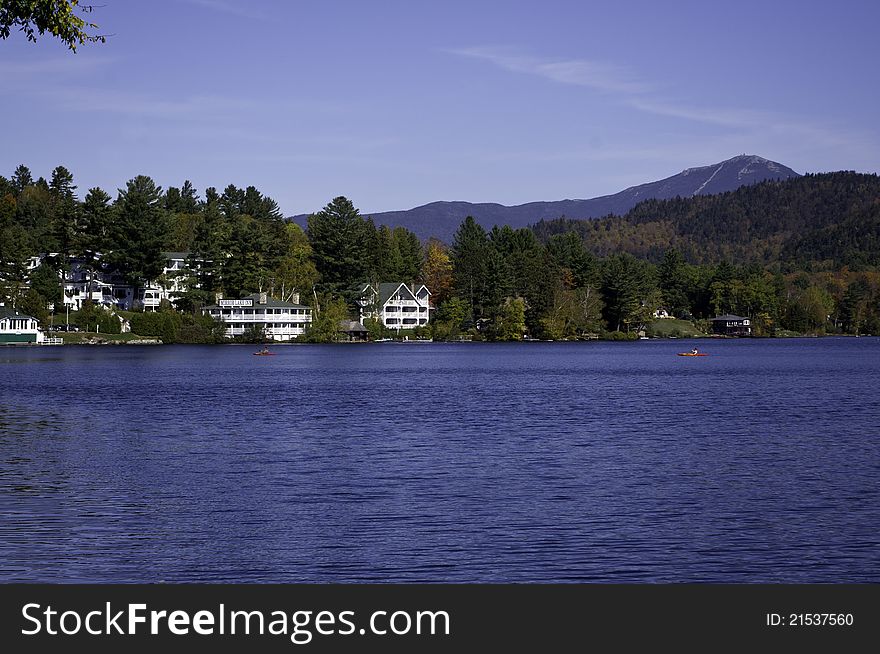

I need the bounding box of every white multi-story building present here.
[203,292,312,341]
[142,252,190,311]
[62,252,191,311]
[358,282,431,330]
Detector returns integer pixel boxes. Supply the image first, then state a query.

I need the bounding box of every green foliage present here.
[545,231,598,288]
[784,285,834,334]
[604,330,639,341]
[6,163,880,342]
[78,187,112,260]
[107,176,170,295]
[363,317,389,341]
[600,253,654,332]
[532,172,880,270]
[18,287,49,324]
[0,0,106,51]
[303,294,349,343]
[540,285,604,340]
[0,223,32,302]
[176,312,225,344]
[451,216,491,319]
[129,309,222,343]
[489,296,526,341]
[72,300,121,334]
[233,325,268,344]
[273,222,318,300]
[658,249,689,315]
[48,165,77,263]
[422,239,453,305]
[431,297,468,341]
[29,262,61,306]
[307,197,370,298]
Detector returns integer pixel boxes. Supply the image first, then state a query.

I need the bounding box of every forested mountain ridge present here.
[532,172,880,270]
[291,155,800,242]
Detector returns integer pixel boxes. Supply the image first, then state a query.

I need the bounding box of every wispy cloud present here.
[447,46,652,95]
[447,45,868,154]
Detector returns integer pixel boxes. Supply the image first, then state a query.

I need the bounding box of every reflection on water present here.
[1,339,879,582]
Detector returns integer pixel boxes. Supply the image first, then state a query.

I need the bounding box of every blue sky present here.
[2,0,878,215]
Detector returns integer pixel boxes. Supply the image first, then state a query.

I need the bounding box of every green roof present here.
[0,306,38,321]
[204,293,310,310]
[363,282,430,306]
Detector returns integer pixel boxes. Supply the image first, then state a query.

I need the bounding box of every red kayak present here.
[677,352,708,356]
[253,351,275,356]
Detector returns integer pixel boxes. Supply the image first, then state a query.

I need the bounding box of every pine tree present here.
[307,196,369,298]
[451,216,490,320]
[49,165,78,266]
[108,176,169,304]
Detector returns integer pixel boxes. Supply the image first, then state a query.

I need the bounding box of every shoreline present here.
[3,334,872,347]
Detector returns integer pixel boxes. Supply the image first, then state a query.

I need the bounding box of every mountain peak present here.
[292,155,801,242]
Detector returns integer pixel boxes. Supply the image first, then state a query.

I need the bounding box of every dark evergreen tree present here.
[11,164,33,195]
[307,196,369,298]
[658,249,689,315]
[600,253,651,332]
[450,216,490,320]
[49,165,78,265]
[108,175,169,303]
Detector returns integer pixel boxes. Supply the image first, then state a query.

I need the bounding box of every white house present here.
[0,305,44,344]
[142,252,190,311]
[358,282,431,330]
[62,252,191,311]
[203,292,312,341]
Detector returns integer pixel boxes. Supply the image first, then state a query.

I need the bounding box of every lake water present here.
[1,338,879,582]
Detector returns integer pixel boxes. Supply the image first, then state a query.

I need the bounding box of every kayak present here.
[253,351,275,356]
[677,352,708,356]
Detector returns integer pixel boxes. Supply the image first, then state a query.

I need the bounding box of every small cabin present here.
[0,306,44,344]
[710,314,751,336]
[338,320,369,342]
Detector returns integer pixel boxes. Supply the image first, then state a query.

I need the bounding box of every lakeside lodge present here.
[202,282,433,341]
[710,314,752,337]
[358,283,432,330]
[203,293,312,341]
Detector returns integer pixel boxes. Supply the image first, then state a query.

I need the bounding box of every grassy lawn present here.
[645,318,706,338]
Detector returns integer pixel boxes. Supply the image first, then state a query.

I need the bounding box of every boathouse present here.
[338,320,369,341]
[0,305,44,344]
[710,314,752,336]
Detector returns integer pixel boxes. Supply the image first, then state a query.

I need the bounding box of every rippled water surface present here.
[1,339,879,582]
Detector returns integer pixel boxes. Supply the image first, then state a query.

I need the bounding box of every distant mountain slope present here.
[291,155,800,241]
[531,171,880,268]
